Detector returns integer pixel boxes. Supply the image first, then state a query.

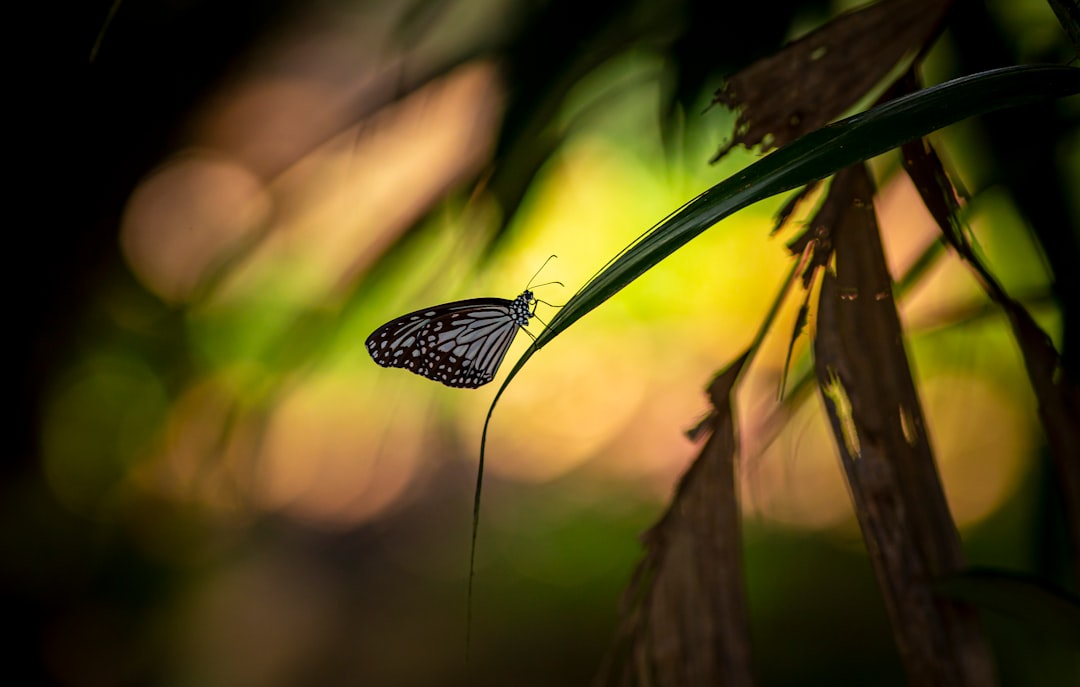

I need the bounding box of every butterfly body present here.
[366,291,535,388]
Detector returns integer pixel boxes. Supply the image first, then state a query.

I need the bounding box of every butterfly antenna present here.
[529,280,564,291]
[525,255,558,290]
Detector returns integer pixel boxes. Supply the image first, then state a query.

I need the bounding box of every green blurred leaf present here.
[934,568,1080,645]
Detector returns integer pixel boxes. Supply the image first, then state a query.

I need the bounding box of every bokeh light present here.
[22,1,1076,685]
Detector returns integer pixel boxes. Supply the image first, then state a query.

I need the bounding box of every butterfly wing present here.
[366,298,526,388]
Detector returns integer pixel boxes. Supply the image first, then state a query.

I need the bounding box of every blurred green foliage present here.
[7,1,1078,685]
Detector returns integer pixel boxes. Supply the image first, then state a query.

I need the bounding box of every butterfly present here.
[366,290,538,388]
[367,258,561,388]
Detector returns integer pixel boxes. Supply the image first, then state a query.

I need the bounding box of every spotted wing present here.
[366,298,525,388]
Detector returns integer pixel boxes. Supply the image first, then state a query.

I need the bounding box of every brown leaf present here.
[1005,302,1080,572]
[812,164,997,685]
[771,180,822,236]
[902,117,1080,569]
[712,0,951,160]
[786,181,839,289]
[597,353,753,687]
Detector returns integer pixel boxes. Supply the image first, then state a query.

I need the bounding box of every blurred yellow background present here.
[16,1,1077,685]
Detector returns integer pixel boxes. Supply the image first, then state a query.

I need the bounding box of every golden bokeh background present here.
[14,1,1077,685]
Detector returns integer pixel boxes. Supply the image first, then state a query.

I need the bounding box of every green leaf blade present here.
[531,65,1079,355]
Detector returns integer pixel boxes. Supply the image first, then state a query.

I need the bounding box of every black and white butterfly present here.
[366,290,539,388]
